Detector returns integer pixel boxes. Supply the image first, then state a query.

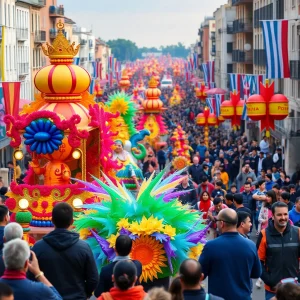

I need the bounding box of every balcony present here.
[233,19,253,33]
[275,118,300,137]
[49,5,64,17]
[211,32,216,41]
[18,63,29,76]
[232,0,253,6]
[80,39,87,45]
[290,60,300,80]
[232,50,253,63]
[227,23,233,34]
[254,3,273,28]
[254,49,266,67]
[38,0,46,5]
[34,30,46,43]
[16,28,28,41]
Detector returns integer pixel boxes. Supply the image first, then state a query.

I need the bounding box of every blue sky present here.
[61,0,227,47]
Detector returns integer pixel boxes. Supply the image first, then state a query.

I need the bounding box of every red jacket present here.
[199,182,215,194]
[98,286,146,300]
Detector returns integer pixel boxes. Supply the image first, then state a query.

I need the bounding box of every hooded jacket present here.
[30,228,98,300]
[98,285,146,300]
[257,219,300,292]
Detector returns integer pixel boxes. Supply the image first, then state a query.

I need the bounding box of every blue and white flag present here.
[206,98,214,113]
[229,73,241,92]
[73,57,80,65]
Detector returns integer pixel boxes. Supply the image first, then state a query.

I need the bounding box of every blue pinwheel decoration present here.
[24,119,64,155]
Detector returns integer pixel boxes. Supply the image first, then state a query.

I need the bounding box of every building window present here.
[298,82,300,100]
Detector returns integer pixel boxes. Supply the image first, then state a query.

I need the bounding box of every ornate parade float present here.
[3,21,148,228]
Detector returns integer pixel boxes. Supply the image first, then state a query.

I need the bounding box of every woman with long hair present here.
[194,191,213,219]
[258,189,277,232]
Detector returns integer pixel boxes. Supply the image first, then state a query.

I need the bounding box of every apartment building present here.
[231,0,253,74]
[214,2,236,90]
[95,38,111,80]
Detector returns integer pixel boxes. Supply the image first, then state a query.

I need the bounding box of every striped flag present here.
[92,61,102,79]
[2,82,21,118]
[229,73,241,92]
[73,57,80,65]
[202,63,208,83]
[193,53,198,70]
[215,94,224,117]
[261,20,290,78]
[207,61,215,83]
[206,98,214,113]
[252,74,266,94]
[207,82,215,89]
[89,78,95,94]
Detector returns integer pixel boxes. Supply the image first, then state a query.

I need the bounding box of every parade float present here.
[137,77,168,149]
[3,21,148,227]
[170,126,192,170]
[75,169,208,284]
[169,87,182,107]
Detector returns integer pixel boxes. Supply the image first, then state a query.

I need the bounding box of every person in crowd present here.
[179,259,223,300]
[145,287,171,300]
[271,166,280,182]
[258,190,277,233]
[144,161,158,180]
[157,146,167,171]
[0,282,13,300]
[273,147,283,169]
[289,184,298,203]
[272,183,281,201]
[0,206,10,252]
[198,176,215,195]
[241,181,254,210]
[224,193,235,210]
[211,160,221,178]
[169,277,183,300]
[228,183,237,195]
[237,211,252,238]
[211,181,225,201]
[256,169,267,184]
[175,172,197,206]
[98,260,146,300]
[259,136,270,154]
[288,197,300,226]
[199,208,261,300]
[262,153,274,173]
[199,164,211,183]
[196,140,207,159]
[194,191,212,219]
[257,202,300,300]
[236,163,257,191]
[276,170,286,188]
[188,156,202,185]
[233,193,252,217]
[94,235,142,297]
[265,174,274,191]
[30,203,98,300]
[280,192,294,211]
[0,223,23,277]
[0,239,62,300]
[219,164,229,190]
[257,152,265,175]
[272,282,300,300]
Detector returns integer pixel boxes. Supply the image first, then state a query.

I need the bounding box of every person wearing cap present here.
[273,147,283,169]
[98,260,147,300]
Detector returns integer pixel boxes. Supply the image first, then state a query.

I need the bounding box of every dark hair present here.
[213,197,222,205]
[295,197,300,204]
[266,190,277,206]
[272,183,280,190]
[113,260,137,291]
[272,202,288,215]
[215,181,223,187]
[115,235,132,256]
[258,180,265,187]
[275,282,300,300]
[281,192,290,201]
[233,193,243,205]
[245,177,253,182]
[281,186,290,192]
[169,277,183,300]
[0,205,8,222]
[7,161,13,166]
[230,183,237,188]
[202,176,208,182]
[244,181,251,187]
[148,161,156,168]
[52,202,73,228]
[225,193,234,201]
[237,211,251,228]
[0,282,13,297]
[179,259,202,286]
[288,184,296,190]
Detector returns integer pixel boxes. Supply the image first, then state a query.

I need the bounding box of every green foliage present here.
[105,39,189,61]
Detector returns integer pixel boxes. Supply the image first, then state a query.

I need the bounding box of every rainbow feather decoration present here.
[74,168,207,283]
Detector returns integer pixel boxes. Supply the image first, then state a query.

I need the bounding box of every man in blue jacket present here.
[199,208,261,300]
[30,203,98,300]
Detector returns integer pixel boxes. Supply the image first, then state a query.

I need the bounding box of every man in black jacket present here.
[175,172,197,206]
[30,203,98,300]
[94,235,142,297]
[188,156,202,184]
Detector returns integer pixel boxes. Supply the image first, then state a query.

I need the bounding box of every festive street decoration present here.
[196,107,217,147]
[119,70,131,91]
[195,83,207,102]
[137,77,168,149]
[246,80,289,137]
[170,126,192,170]
[75,170,207,283]
[220,91,244,130]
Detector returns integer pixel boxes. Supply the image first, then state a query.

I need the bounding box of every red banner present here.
[2,82,21,118]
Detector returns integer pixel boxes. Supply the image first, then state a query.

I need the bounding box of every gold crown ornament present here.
[42,20,79,64]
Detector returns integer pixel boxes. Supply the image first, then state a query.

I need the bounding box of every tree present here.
[106,39,139,61]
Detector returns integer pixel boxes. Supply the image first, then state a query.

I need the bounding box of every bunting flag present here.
[2,82,21,118]
[202,63,208,83]
[73,57,80,65]
[207,61,215,83]
[108,56,113,71]
[252,74,266,94]
[193,53,198,71]
[229,73,241,92]
[261,20,290,78]
[89,78,95,95]
[207,82,215,89]
[215,94,224,117]
[92,61,102,79]
[206,98,214,113]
